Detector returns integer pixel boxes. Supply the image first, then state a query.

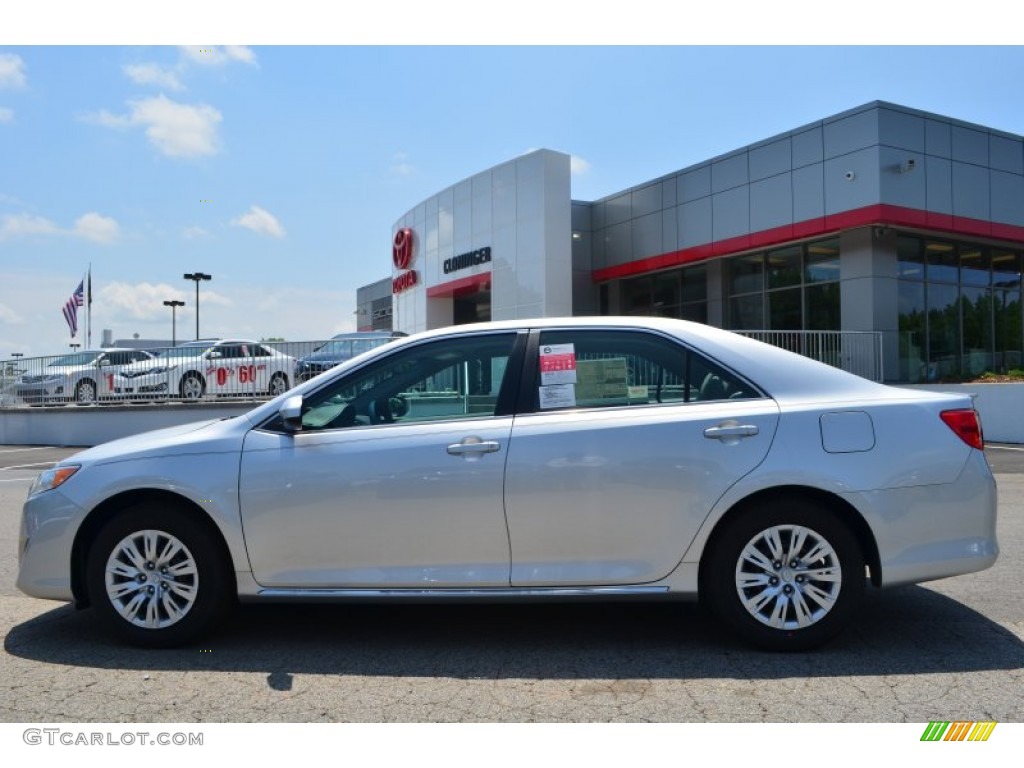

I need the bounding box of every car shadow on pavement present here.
[5,585,1022,683]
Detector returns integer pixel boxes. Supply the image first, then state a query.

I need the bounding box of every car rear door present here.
[503,327,780,587]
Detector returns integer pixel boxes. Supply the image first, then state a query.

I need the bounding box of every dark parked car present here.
[294,331,404,382]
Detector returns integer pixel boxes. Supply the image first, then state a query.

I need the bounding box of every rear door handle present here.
[703,423,759,440]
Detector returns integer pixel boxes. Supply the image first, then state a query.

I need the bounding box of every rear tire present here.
[703,497,865,651]
[86,503,233,648]
[179,372,205,400]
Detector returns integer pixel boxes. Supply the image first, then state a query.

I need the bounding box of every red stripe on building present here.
[426,271,492,298]
[591,204,1024,283]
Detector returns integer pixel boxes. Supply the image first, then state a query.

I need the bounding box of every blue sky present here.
[3,23,1024,355]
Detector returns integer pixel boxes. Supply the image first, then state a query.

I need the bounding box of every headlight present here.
[145,366,170,375]
[28,465,81,498]
[42,375,65,383]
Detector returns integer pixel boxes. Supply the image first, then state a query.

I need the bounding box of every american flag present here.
[63,279,85,337]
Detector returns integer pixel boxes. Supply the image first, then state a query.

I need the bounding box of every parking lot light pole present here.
[69,343,80,351]
[163,300,185,346]
[183,273,212,340]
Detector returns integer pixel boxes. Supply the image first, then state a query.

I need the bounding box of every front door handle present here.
[447,436,501,459]
[703,423,759,441]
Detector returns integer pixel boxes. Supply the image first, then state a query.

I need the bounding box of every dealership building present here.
[358,101,1024,383]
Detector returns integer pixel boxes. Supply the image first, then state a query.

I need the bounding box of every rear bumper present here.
[849,449,998,587]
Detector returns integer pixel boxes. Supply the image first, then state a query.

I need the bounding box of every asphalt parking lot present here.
[1,444,1022,723]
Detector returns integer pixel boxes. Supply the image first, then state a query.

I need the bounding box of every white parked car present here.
[114,339,294,400]
[14,348,155,405]
[17,317,998,650]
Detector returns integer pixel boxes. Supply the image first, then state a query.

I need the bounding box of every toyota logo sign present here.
[393,228,414,270]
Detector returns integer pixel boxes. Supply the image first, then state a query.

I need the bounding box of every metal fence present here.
[0,338,395,408]
[0,329,886,408]
[734,330,884,382]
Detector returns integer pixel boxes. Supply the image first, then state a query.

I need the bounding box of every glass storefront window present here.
[767,288,802,330]
[730,294,764,329]
[960,246,990,287]
[995,289,1022,370]
[805,239,840,283]
[619,266,706,323]
[680,265,706,304]
[730,253,764,295]
[927,282,960,379]
[623,277,654,315]
[992,251,1022,290]
[652,272,681,310]
[767,246,802,289]
[806,282,841,332]
[926,241,958,283]
[961,286,993,375]
[897,237,925,280]
[898,281,926,382]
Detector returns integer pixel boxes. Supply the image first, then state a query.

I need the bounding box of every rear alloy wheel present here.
[268,372,289,396]
[179,372,205,400]
[704,498,865,651]
[86,504,232,647]
[75,379,97,404]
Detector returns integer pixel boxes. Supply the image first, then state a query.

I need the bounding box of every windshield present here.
[48,352,101,367]
[154,345,211,359]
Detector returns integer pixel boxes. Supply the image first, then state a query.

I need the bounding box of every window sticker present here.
[539,343,577,385]
[539,383,577,410]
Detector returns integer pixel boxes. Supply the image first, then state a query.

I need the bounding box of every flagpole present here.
[87,265,92,348]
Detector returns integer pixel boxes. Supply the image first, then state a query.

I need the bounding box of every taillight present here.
[941,409,984,450]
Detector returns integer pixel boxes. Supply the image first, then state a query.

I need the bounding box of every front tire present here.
[704,498,865,651]
[75,379,97,404]
[86,503,233,647]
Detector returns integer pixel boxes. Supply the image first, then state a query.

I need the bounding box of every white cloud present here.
[182,225,209,239]
[0,211,121,243]
[0,107,12,123]
[123,63,184,91]
[571,155,591,175]
[98,281,230,321]
[389,152,415,176]
[231,205,286,238]
[180,46,257,67]
[0,303,25,325]
[0,53,26,89]
[0,213,60,240]
[81,109,132,129]
[74,212,120,244]
[84,95,222,157]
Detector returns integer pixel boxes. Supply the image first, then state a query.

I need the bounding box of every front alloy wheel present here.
[75,379,97,404]
[705,498,865,651]
[103,529,198,630]
[87,504,232,647]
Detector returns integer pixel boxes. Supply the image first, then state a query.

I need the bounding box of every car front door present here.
[238,331,524,588]
[503,328,780,587]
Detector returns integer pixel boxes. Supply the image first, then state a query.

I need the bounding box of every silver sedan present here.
[17,317,998,650]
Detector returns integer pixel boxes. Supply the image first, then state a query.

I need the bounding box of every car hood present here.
[298,350,349,364]
[58,415,254,468]
[121,356,202,372]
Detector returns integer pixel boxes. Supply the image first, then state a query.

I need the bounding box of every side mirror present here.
[207,351,222,359]
[279,394,304,434]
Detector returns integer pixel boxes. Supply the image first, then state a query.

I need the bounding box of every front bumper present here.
[16,488,86,602]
